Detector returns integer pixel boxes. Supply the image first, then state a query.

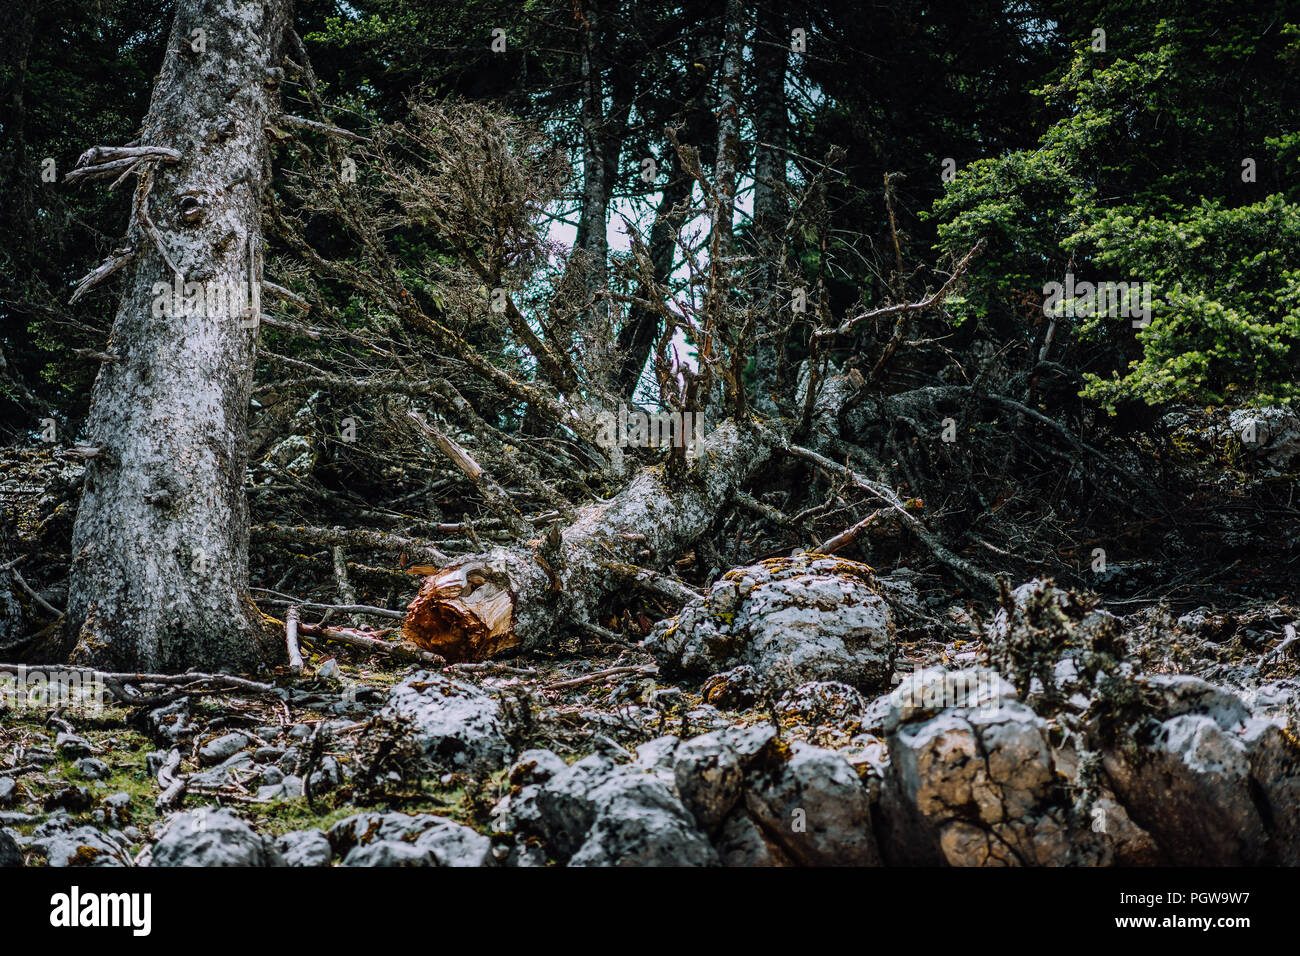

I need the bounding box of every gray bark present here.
[579,3,609,328]
[750,0,788,412]
[66,0,293,671]
[705,0,745,412]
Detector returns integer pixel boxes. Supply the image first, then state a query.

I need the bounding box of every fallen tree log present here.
[402,420,774,661]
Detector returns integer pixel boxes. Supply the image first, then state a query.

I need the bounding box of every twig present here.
[297,622,447,666]
[443,662,538,677]
[273,114,370,142]
[783,442,996,593]
[600,561,701,605]
[135,166,181,279]
[332,545,360,625]
[68,247,135,305]
[0,663,277,696]
[286,606,303,673]
[257,597,403,620]
[818,508,884,554]
[815,240,984,340]
[10,568,61,618]
[544,664,658,692]
[407,410,531,537]
[252,523,450,564]
[155,748,187,811]
[258,313,321,339]
[1260,624,1298,667]
[260,279,311,311]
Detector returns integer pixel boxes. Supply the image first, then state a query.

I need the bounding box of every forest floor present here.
[2,403,1299,866]
[2,563,1297,866]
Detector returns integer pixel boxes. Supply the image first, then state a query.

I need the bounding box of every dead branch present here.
[252,523,450,564]
[818,508,885,555]
[543,664,658,692]
[815,240,984,340]
[285,606,303,672]
[407,410,531,537]
[296,621,447,666]
[273,113,370,142]
[783,442,997,593]
[256,597,404,620]
[68,247,135,305]
[600,561,701,605]
[0,663,276,697]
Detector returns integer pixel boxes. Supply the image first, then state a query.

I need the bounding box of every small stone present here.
[199,732,251,766]
[279,747,301,774]
[509,749,567,787]
[74,757,110,780]
[277,829,332,867]
[100,792,131,826]
[307,756,341,793]
[0,828,22,867]
[0,778,15,806]
[55,732,95,757]
[317,659,341,680]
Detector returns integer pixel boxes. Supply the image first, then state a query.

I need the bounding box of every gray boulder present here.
[276,829,332,867]
[743,742,879,866]
[74,757,110,780]
[509,749,717,866]
[0,828,21,867]
[329,811,491,867]
[714,806,793,866]
[1226,405,1300,471]
[672,724,776,832]
[646,553,895,696]
[775,681,867,726]
[508,749,568,787]
[151,808,282,866]
[1102,673,1300,865]
[568,773,719,867]
[198,732,251,766]
[532,752,620,858]
[882,667,1104,866]
[54,732,95,757]
[374,671,511,772]
[33,826,130,867]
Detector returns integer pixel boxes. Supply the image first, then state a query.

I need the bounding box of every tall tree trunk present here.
[613,26,714,400]
[750,0,788,412]
[579,1,609,330]
[65,0,293,671]
[614,155,691,398]
[706,0,744,413]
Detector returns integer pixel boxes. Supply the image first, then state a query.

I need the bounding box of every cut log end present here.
[401,563,518,663]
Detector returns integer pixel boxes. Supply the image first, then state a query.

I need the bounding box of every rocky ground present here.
[2,560,1297,867]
